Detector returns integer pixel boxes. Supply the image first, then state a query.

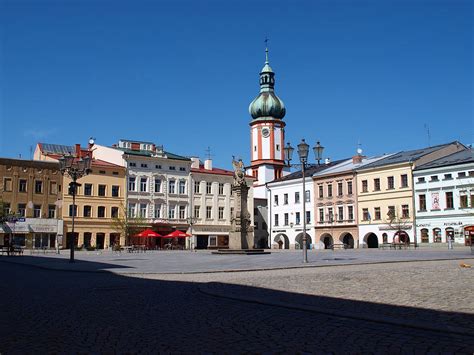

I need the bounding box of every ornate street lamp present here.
[284,139,325,263]
[58,153,92,263]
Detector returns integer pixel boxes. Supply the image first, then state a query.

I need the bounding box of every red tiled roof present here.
[191,165,253,179]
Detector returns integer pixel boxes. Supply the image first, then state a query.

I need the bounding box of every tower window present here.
[254,146,257,152]
[276,144,280,151]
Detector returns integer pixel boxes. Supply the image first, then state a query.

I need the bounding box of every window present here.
[129,162,136,167]
[460,195,468,208]
[194,206,200,219]
[283,194,288,205]
[471,194,474,208]
[154,178,162,193]
[348,206,354,221]
[83,205,92,217]
[388,206,395,219]
[206,182,212,194]
[141,163,148,168]
[98,184,106,196]
[218,183,224,195]
[430,175,439,182]
[305,190,310,202]
[421,229,429,243]
[98,206,105,218]
[402,204,409,218]
[337,182,343,196]
[84,183,92,196]
[338,207,343,221]
[194,181,201,193]
[374,207,381,220]
[4,178,12,191]
[35,180,43,194]
[295,212,300,225]
[387,176,394,189]
[206,206,212,219]
[111,207,119,218]
[139,203,147,218]
[318,185,323,198]
[306,211,311,224]
[458,172,466,178]
[99,170,106,175]
[230,207,234,219]
[445,192,453,209]
[155,165,162,169]
[362,208,369,221]
[362,180,368,192]
[128,203,136,218]
[112,185,120,197]
[374,178,380,191]
[33,205,41,218]
[319,208,324,222]
[179,180,186,194]
[327,207,334,222]
[469,171,474,177]
[169,180,176,194]
[112,171,119,176]
[274,195,279,206]
[401,174,408,187]
[274,214,279,226]
[154,204,161,218]
[327,184,333,197]
[140,178,147,192]
[168,205,175,219]
[284,213,289,226]
[417,177,425,183]
[179,205,186,219]
[444,173,452,180]
[179,167,186,172]
[19,179,27,192]
[218,207,224,219]
[48,205,55,218]
[417,194,427,211]
[128,177,136,191]
[169,166,176,171]
[347,181,353,195]
[68,204,77,217]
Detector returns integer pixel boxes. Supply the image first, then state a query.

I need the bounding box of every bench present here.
[329,243,347,250]
[1,246,24,255]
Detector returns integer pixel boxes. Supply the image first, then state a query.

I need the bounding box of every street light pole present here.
[301,159,308,263]
[59,153,91,263]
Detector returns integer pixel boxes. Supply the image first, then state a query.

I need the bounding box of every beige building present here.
[356,142,466,248]
[34,143,126,249]
[190,158,255,249]
[0,157,63,249]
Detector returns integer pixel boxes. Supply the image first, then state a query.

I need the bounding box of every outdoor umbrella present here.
[135,229,162,238]
[164,230,191,238]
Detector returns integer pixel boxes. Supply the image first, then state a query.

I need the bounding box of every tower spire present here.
[264,37,269,64]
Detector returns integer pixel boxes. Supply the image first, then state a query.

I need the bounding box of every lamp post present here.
[58,153,92,263]
[284,139,324,263]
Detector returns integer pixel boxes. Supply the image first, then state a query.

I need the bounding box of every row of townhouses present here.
[0,139,254,250]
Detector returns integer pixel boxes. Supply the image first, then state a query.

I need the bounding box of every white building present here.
[414,148,474,245]
[266,164,335,249]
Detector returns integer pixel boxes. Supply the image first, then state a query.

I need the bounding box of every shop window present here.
[421,229,429,243]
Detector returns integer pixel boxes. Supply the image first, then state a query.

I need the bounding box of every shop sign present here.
[444,221,463,226]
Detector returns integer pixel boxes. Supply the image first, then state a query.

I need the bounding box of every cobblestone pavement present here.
[1,260,473,353]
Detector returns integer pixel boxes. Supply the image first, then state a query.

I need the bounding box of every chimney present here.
[325,158,331,165]
[75,144,81,157]
[190,157,200,169]
[204,159,212,170]
[352,154,364,164]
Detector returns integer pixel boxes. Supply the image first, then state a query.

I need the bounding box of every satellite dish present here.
[89,137,95,146]
[357,148,363,155]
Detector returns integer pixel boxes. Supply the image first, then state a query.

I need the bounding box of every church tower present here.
[248,48,288,190]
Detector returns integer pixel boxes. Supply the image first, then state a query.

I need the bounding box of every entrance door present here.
[465,226,474,246]
[196,236,208,249]
[343,234,354,249]
[367,233,379,248]
[96,233,105,249]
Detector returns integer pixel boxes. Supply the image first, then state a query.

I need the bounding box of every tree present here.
[110,204,148,246]
[386,208,412,245]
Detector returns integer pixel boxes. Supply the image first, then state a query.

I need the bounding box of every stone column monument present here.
[228,157,254,250]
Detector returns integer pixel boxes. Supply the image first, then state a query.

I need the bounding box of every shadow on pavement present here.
[0,256,473,353]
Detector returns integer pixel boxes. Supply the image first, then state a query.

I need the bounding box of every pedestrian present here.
[448,235,454,250]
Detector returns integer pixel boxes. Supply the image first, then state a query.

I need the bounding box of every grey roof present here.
[118,147,190,161]
[40,143,75,155]
[414,148,474,170]
[313,154,393,176]
[271,159,346,183]
[357,141,463,170]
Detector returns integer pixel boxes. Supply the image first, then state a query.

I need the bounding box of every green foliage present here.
[110,204,148,246]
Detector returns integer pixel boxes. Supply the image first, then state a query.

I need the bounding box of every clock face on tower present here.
[261,127,270,138]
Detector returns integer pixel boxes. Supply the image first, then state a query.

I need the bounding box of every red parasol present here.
[135,229,162,238]
[163,230,191,238]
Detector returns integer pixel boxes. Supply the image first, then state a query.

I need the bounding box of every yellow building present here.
[356,142,466,248]
[34,143,126,249]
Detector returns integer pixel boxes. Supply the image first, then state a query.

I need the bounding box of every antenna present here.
[205,146,213,160]
[424,124,431,147]
[30,145,33,159]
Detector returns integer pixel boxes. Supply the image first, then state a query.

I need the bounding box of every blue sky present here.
[1,0,472,169]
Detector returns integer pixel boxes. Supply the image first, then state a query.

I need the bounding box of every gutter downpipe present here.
[410,159,417,248]
[265,182,272,249]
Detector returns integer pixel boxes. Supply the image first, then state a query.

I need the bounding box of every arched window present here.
[421,228,429,243]
[382,233,388,244]
[433,228,441,243]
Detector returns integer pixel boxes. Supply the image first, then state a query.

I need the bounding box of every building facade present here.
[0,158,63,249]
[356,142,466,248]
[414,149,474,245]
